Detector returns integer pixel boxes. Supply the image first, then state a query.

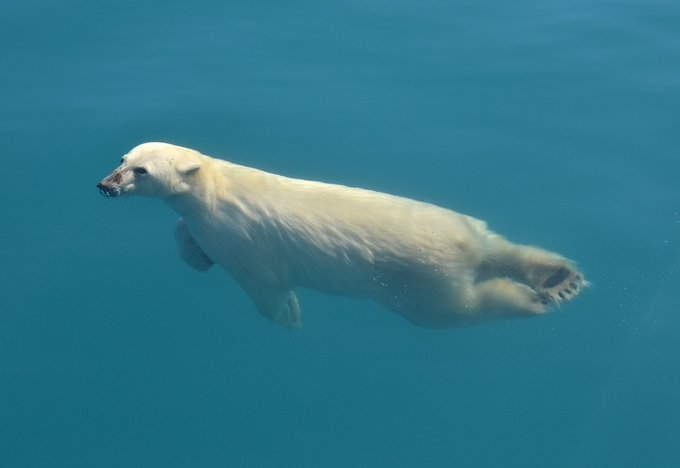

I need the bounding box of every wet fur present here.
[98,142,587,328]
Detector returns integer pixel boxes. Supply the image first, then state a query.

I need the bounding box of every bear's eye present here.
[133,167,148,175]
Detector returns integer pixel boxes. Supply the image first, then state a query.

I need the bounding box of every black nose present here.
[97,182,112,197]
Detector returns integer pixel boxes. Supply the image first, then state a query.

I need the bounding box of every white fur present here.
[98,142,586,328]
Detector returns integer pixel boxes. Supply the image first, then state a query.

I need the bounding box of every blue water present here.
[2,1,679,466]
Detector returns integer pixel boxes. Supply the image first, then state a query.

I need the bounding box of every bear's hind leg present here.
[486,242,587,306]
[527,262,587,306]
[464,278,548,318]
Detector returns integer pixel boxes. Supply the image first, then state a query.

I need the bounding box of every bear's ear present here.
[178,162,201,176]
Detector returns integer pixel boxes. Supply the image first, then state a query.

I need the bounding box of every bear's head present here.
[97,142,202,199]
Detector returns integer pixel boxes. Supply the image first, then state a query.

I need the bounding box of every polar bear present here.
[97,142,586,329]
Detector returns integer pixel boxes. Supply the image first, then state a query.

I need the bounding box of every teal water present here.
[2,1,679,466]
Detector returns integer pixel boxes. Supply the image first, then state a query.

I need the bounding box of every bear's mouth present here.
[97,183,121,198]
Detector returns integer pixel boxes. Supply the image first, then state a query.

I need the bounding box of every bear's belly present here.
[282,232,473,304]
[186,202,486,306]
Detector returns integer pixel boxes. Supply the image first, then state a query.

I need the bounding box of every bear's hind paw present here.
[536,266,587,306]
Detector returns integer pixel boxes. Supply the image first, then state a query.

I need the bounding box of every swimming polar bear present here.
[97,142,586,329]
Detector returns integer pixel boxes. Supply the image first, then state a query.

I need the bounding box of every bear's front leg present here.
[236,278,303,329]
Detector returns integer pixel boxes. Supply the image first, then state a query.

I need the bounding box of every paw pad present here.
[536,265,586,307]
[542,267,570,289]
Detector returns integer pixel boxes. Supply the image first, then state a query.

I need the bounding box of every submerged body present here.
[98,142,586,328]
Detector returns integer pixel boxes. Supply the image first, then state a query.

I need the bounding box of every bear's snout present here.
[97,171,124,197]
[97,180,118,197]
